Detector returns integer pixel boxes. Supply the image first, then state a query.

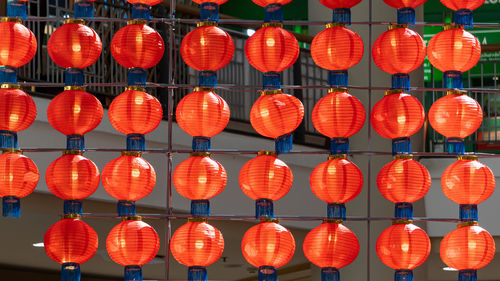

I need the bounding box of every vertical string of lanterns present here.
[44,3,101,281]
[172,1,230,281]
[0,0,39,218]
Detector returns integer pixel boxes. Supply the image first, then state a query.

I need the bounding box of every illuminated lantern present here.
[440,224,495,281]
[44,217,98,281]
[181,26,235,72]
[245,26,299,73]
[173,152,227,216]
[0,86,37,134]
[0,18,37,68]
[440,0,485,26]
[47,88,104,136]
[251,0,292,6]
[47,20,102,69]
[101,152,156,216]
[382,0,427,24]
[241,221,295,281]
[106,217,160,281]
[192,0,228,3]
[46,151,100,214]
[171,219,224,281]
[239,151,292,217]
[376,223,431,281]
[372,26,426,90]
[303,222,359,280]
[108,88,163,149]
[111,22,165,69]
[427,27,480,89]
[0,150,39,217]
[249,92,304,153]
[127,0,162,5]
[175,89,230,151]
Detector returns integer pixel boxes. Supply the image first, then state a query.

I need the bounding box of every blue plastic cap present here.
[7,1,27,21]
[459,270,477,281]
[62,263,81,281]
[67,134,85,151]
[256,199,274,219]
[65,68,85,86]
[188,266,208,281]
[74,1,94,19]
[321,268,340,281]
[275,133,293,154]
[200,2,219,22]
[455,9,473,28]
[443,71,463,90]
[199,71,217,88]
[128,68,147,87]
[395,270,413,281]
[191,200,210,217]
[0,66,17,84]
[3,196,20,218]
[391,73,410,91]
[264,4,283,23]
[132,3,151,21]
[118,201,136,217]
[64,200,83,215]
[330,138,349,155]
[328,70,348,88]
[397,7,415,26]
[459,204,478,222]
[263,72,281,90]
[392,137,411,155]
[192,136,211,152]
[258,266,277,281]
[327,203,346,220]
[127,134,146,152]
[0,130,18,149]
[125,265,142,281]
[395,202,413,220]
[446,138,465,155]
[332,8,351,25]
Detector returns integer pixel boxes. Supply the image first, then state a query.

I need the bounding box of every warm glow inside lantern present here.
[0,18,37,69]
[0,87,37,133]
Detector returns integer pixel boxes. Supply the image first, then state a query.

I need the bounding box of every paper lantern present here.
[245,26,299,73]
[47,21,102,69]
[440,225,495,270]
[175,89,230,138]
[371,91,425,139]
[106,218,160,266]
[44,218,98,264]
[250,93,304,139]
[127,0,162,5]
[427,28,480,73]
[0,19,37,68]
[171,220,224,267]
[239,152,293,201]
[101,153,156,201]
[241,221,295,268]
[383,0,426,8]
[192,0,229,4]
[0,87,36,132]
[440,0,485,12]
[441,157,495,205]
[173,153,227,200]
[311,26,364,70]
[181,26,234,72]
[428,93,483,139]
[108,89,163,135]
[377,156,431,203]
[318,0,362,9]
[111,22,165,69]
[376,223,431,270]
[303,222,359,268]
[46,153,100,200]
[47,89,104,136]
[310,156,363,203]
[312,89,365,138]
[0,151,39,198]
[252,0,292,6]
[372,27,426,75]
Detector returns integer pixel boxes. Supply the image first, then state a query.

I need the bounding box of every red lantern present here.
[0,19,37,68]
[245,26,299,73]
[440,225,495,270]
[106,218,160,266]
[441,156,495,205]
[47,21,102,69]
[0,151,39,198]
[372,27,426,75]
[0,87,36,132]
[171,220,224,267]
[181,26,235,71]
[377,156,431,203]
[383,0,426,8]
[428,93,483,139]
[241,221,295,268]
[318,0,362,9]
[173,153,227,200]
[239,151,293,201]
[427,28,481,73]
[252,0,292,6]
[192,0,229,4]
[44,218,98,265]
[127,0,162,5]
[310,156,363,203]
[101,153,156,202]
[311,26,364,70]
[46,152,100,200]
[376,223,431,270]
[371,91,425,139]
[250,92,304,139]
[440,0,485,11]
[312,89,365,138]
[111,22,165,69]
[47,89,104,136]
[303,222,359,268]
[175,89,230,138]
[108,89,163,135]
